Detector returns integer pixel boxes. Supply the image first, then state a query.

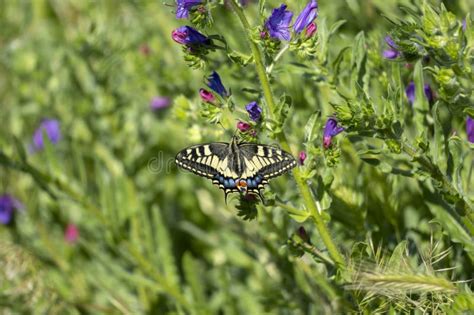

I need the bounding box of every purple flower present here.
[237,121,251,132]
[206,71,228,98]
[199,88,215,103]
[323,118,344,149]
[32,119,61,151]
[294,0,318,34]
[305,22,317,37]
[462,19,466,32]
[406,81,416,104]
[265,4,293,41]
[176,0,202,19]
[245,101,262,121]
[467,116,474,143]
[405,81,435,105]
[171,26,210,46]
[424,84,434,103]
[299,151,307,165]
[0,195,22,225]
[65,223,79,243]
[150,96,171,110]
[383,36,400,59]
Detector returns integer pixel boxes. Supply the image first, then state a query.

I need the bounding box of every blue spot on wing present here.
[247,178,256,188]
[247,175,264,188]
[222,177,236,188]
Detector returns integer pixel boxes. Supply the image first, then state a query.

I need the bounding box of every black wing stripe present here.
[176,143,229,178]
[238,143,296,179]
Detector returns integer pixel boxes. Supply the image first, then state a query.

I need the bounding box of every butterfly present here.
[175,136,296,201]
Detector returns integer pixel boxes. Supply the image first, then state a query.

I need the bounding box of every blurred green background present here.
[0,0,473,314]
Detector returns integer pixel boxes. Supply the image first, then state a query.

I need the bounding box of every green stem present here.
[230,0,345,269]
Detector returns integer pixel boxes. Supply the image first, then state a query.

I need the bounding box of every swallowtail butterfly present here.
[175,136,297,201]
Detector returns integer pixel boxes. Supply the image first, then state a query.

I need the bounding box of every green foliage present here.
[0,0,473,314]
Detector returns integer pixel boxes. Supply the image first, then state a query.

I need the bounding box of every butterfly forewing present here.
[175,143,229,178]
[239,144,297,179]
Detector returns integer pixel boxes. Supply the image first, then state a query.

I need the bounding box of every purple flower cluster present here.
[293,0,318,34]
[383,36,400,59]
[405,81,434,105]
[0,194,22,225]
[172,26,210,46]
[299,151,307,165]
[176,0,202,19]
[323,118,344,149]
[264,1,319,41]
[150,97,171,111]
[32,119,61,151]
[237,121,251,132]
[206,71,229,98]
[199,88,215,103]
[245,101,262,121]
[265,4,293,41]
[467,116,474,143]
[65,223,80,243]
[199,71,229,103]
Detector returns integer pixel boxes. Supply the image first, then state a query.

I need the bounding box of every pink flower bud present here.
[299,151,307,165]
[323,136,332,149]
[237,121,251,132]
[199,89,216,103]
[305,22,317,37]
[65,223,79,243]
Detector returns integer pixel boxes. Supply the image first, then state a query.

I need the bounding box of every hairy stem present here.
[230,0,345,269]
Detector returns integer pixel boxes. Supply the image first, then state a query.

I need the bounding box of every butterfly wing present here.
[239,143,297,180]
[176,142,245,199]
[176,141,296,201]
[235,143,296,199]
[175,143,229,179]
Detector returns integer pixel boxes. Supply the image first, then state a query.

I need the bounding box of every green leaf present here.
[304,111,320,143]
[431,102,443,164]
[12,136,27,163]
[387,241,408,271]
[351,31,367,94]
[289,211,311,223]
[447,136,464,193]
[413,60,428,132]
[182,253,210,315]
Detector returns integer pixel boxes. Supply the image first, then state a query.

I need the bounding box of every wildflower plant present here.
[0,0,473,313]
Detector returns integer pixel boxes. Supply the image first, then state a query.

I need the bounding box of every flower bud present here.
[199,88,215,103]
[299,151,307,165]
[237,121,251,132]
[305,22,317,37]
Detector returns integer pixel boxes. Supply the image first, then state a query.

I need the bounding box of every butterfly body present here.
[175,136,296,200]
